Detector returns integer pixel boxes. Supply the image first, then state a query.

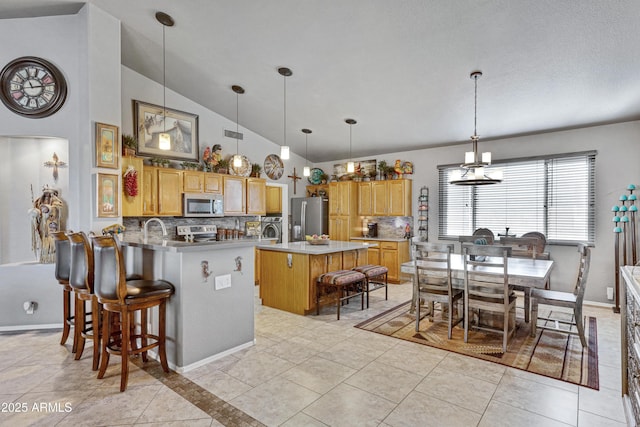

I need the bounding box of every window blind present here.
[438,151,596,245]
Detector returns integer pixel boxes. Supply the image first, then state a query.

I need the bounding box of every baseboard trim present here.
[0,323,62,332]
[147,340,256,373]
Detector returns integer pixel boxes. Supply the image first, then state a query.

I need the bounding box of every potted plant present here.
[250,163,262,177]
[320,173,329,184]
[159,158,171,168]
[216,158,230,174]
[122,134,137,156]
[378,160,388,180]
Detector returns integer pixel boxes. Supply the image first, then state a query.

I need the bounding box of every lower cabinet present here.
[351,239,409,283]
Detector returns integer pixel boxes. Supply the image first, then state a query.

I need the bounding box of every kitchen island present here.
[120,235,260,372]
[256,240,373,315]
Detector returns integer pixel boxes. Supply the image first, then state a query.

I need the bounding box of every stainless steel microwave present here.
[183,193,224,217]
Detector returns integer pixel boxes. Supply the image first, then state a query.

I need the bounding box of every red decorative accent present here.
[124,168,138,197]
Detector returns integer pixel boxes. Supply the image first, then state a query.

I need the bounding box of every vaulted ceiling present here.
[2,0,640,161]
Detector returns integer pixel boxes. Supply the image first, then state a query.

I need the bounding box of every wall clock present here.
[0,56,68,118]
[264,154,284,180]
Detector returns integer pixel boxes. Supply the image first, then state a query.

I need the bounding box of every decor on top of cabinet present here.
[229,155,251,176]
[333,159,377,181]
[122,133,137,157]
[394,160,413,178]
[123,165,139,197]
[28,185,64,263]
[180,161,199,170]
[250,163,262,178]
[133,99,199,162]
[202,144,222,172]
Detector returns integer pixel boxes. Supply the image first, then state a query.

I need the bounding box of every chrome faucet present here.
[143,217,168,241]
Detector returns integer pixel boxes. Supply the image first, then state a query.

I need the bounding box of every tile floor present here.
[0,282,627,426]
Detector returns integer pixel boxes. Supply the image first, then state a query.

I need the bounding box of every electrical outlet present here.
[214,274,232,290]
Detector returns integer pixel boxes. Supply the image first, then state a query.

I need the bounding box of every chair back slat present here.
[68,232,94,293]
[574,243,591,302]
[463,244,511,299]
[92,236,127,303]
[52,231,71,282]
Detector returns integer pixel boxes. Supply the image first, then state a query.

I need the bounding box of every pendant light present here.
[302,128,312,176]
[450,71,502,185]
[231,85,245,168]
[278,67,292,160]
[156,12,174,151]
[345,118,357,173]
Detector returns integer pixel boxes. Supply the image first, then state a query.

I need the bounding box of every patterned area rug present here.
[355,301,599,389]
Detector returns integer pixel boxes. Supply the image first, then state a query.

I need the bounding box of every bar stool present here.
[68,232,101,370]
[52,231,75,351]
[92,235,174,392]
[352,264,388,308]
[316,270,366,320]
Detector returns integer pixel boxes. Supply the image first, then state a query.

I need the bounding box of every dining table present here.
[400,254,554,323]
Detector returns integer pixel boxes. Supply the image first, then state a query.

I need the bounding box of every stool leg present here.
[74,296,86,360]
[384,273,388,300]
[159,300,170,373]
[71,293,80,354]
[91,296,101,371]
[120,307,130,392]
[97,310,110,379]
[61,288,71,346]
[360,280,364,311]
[140,308,148,362]
[365,278,370,308]
[336,285,341,320]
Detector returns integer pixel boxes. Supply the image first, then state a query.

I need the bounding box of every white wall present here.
[317,121,640,303]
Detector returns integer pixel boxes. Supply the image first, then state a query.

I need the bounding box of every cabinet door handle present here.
[287,253,293,268]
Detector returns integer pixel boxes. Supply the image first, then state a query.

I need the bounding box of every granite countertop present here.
[256,240,376,255]
[350,237,410,242]
[120,235,274,253]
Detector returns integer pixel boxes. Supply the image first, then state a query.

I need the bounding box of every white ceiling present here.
[2,0,640,162]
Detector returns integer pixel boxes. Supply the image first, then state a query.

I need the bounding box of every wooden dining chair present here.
[472,228,495,244]
[413,242,463,338]
[499,236,540,259]
[521,232,547,256]
[530,244,591,347]
[463,244,515,352]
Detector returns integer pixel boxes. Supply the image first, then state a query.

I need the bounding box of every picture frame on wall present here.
[96,172,119,218]
[133,99,199,162]
[95,122,119,169]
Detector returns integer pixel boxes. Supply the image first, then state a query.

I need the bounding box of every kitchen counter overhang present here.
[256,240,376,254]
[121,235,272,252]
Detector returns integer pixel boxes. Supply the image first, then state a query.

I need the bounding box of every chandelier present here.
[450,71,502,186]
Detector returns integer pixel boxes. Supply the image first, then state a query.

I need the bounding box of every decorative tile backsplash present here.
[122,216,261,240]
[359,216,413,239]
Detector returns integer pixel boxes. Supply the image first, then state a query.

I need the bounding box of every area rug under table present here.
[355,301,599,390]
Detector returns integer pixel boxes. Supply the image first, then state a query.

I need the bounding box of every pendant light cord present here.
[162,23,166,133]
[349,124,352,160]
[473,73,478,138]
[283,74,287,149]
[236,91,239,156]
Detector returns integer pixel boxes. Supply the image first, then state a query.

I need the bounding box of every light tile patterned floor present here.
[0,283,626,426]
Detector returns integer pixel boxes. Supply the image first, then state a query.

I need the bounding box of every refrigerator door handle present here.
[301,201,307,237]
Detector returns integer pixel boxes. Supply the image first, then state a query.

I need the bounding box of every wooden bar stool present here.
[68,231,101,370]
[352,265,388,308]
[52,231,75,351]
[92,235,174,392]
[316,270,366,320]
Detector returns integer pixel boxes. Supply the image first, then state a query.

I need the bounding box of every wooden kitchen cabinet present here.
[357,182,372,216]
[204,173,223,194]
[260,250,309,315]
[223,175,246,215]
[329,181,358,240]
[224,176,266,215]
[351,239,409,283]
[121,157,143,216]
[142,166,183,216]
[266,185,282,214]
[183,171,203,192]
[247,178,266,215]
[371,179,412,216]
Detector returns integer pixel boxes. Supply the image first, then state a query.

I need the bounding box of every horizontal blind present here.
[438,151,595,244]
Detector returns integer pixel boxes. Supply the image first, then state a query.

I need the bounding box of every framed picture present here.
[96,172,119,218]
[95,122,119,169]
[133,99,199,162]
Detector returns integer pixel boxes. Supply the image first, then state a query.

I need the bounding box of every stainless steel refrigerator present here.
[290,197,328,241]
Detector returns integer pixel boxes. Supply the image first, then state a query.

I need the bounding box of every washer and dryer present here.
[261,217,283,243]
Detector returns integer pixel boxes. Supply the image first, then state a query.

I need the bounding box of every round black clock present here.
[0,56,68,118]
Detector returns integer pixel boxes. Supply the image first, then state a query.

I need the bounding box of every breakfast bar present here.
[120,236,258,372]
[256,240,374,315]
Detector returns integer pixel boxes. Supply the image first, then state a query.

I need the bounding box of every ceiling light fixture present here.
[345,118,357,173]
[231,85,245,168]
[450,71,502,186]
[156,12,174,151]
[278,67,292,160]
[302,128,312,176]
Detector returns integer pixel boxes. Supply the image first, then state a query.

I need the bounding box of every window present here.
[438,151,596,245]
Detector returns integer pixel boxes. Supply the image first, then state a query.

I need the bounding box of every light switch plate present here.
[214,274,232,290]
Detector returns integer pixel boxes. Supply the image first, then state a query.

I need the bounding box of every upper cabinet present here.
[265,185,282,214]
[183,171,223,194]
[371,179,412,216]
[142,166,183,216]
[357,182,372,216]
[224,176,266,216]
